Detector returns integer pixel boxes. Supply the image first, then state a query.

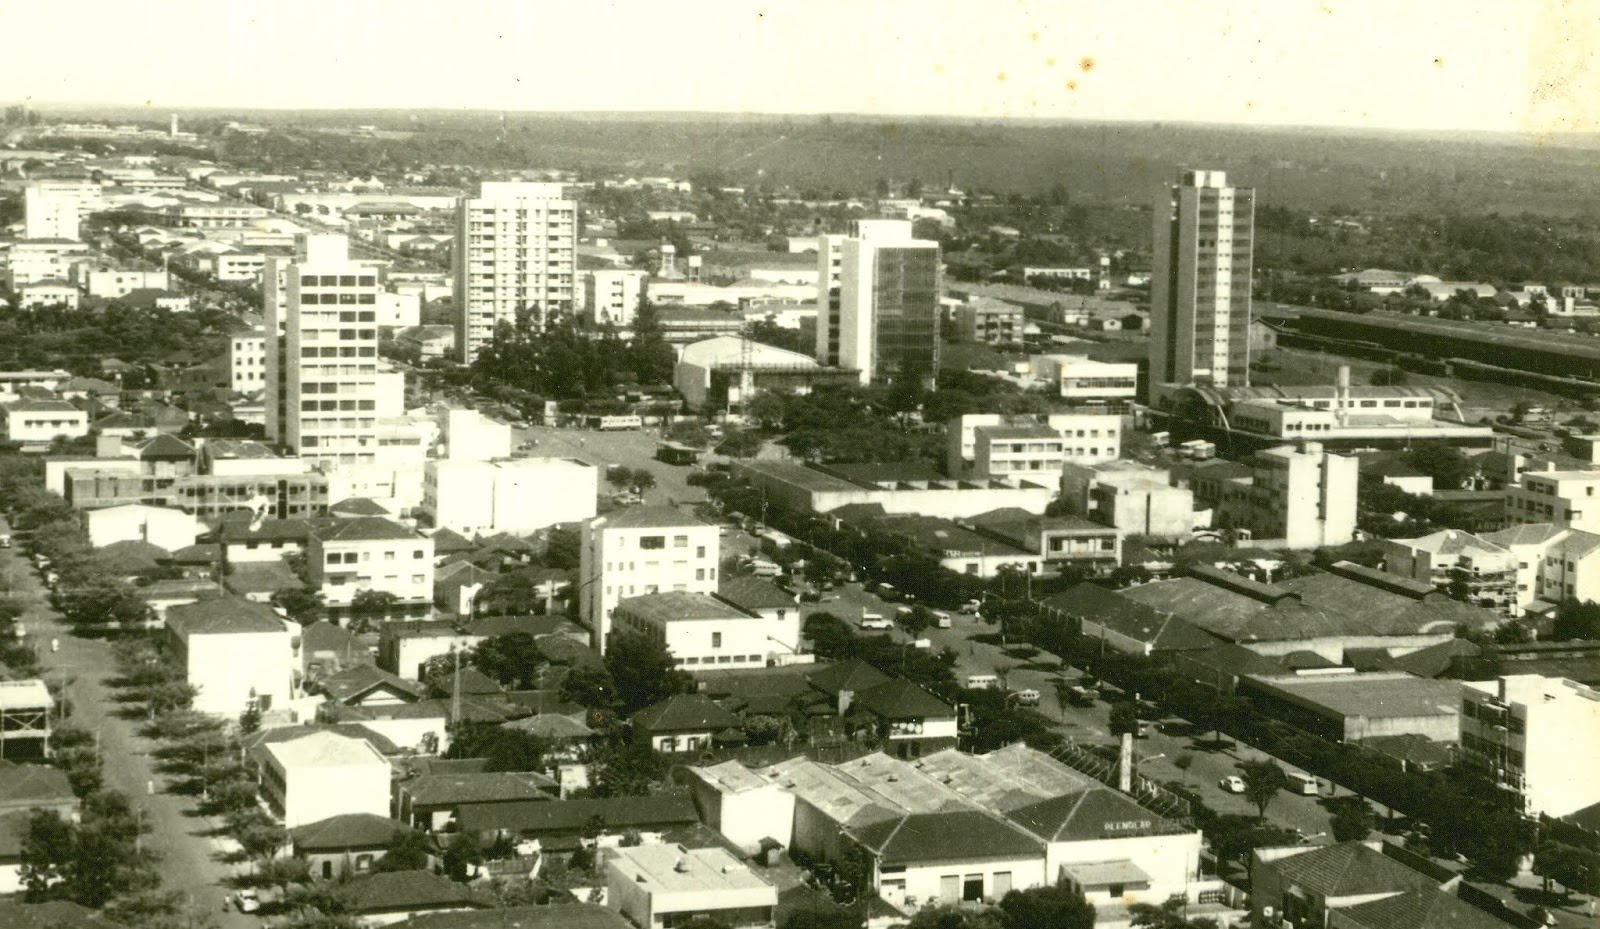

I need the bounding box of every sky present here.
[1,0,1594,133]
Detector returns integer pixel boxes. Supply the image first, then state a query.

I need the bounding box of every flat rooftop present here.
[1243,671,1464,720]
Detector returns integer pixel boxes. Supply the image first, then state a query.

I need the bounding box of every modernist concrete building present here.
[1460,674,1600,818]
[165,598,296,716]
[1149,169,1254,389]
[454,181,577,362]
[579,507,720,653]
[816,220,940,386]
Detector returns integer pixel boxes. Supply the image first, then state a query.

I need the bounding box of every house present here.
[396,771,558,832]
[498,713,594,759]
[1040,583,1221,658]
[165,597,296,717]
[1251,841,1521,929]
[455,793,701,852]
[630,693,744,753]
[257,730,392,828]
[338,869,487,925]
[611,591,800,672]
[605,844,777,929]
[291,812,414,880]
[322,700,454,757]
[0,763,78,818]
[215,515,312,566]
[313,665,428,708]
[0,399,88,445]
[845,678,959,759]
[383,904,630,929]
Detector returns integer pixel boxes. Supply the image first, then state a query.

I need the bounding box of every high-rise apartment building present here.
[454,181,577,363]
[1149,170,1255,388]
[815,220,940,385]
[1461,674,1600,817]
[579,507,720,653]
[264,235,389,467]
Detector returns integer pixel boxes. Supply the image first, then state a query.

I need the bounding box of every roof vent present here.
[674,858,690,873]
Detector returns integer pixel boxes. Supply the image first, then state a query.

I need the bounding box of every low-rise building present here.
[1029,355,1139,407]
[735,459,1055,520]
[1460,674,1600,818]
[947,413,1122,479]
[257,730,391,828]
[612,591,800,671]
[290,813,412,880]
[396,770,557,832]
[631,693,744,754]
[1503,469,1600,535]
[165,598,296,717]
[1214,443,1359,549]
[605,844,777,929]
[1482,522,1600,610]
[961,508,1124,574]
[949,295,1026,344]
[1238,670,1464,744]
[0,400,88,445]
[307,517,435,624]
[579,507,720,654]
[673,335,856,414]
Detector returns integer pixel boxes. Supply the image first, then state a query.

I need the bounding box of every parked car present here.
[1219,775,1246,794]
[233,890,260,913]
[1011,688,1042,706]
[959,599,982,614]
[933,611,953,628]
[859,614,893,631]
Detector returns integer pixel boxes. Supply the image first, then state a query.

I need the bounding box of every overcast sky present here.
[2,0,1592,133]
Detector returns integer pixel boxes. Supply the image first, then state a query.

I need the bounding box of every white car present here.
[1219,775,1246,794]
[233,889,260,913]
[1011,688,1042,706]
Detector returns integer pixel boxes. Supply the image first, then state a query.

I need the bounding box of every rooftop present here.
[1261,841,1444,898]
[594,505,711,530]
[716,576,797,612]
[1243,671,1463,721]
[290,813,409,851]
[165,597,287,637]
[849,678,954,720]
[313,516,421,543]
[315,664,427,705]
[401,771,556,807]
[388,904,630,929]
[0,763,74,805]
[615,591,750,625]
[631,693,743,733]
[605,843,775,896]
[455,793,699,835]
[263,730,389,769]
[851,808,1041,865]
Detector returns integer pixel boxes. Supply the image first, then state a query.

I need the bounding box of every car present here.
[1012,688,1042,706]
[1219,775,1246,794]
[933,611,952,628]
[233,890,261,913]
[959,599,982,614]
[1286,771,1319,795]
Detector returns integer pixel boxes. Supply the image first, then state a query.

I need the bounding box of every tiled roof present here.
[1044,582,1221,652]
[340,869,483,914]
[717,576,797,612]
[290,813,410,851]
[216,515,313,544]
[850,809,1039,865]
[594,505,709,530]
[165,597,286,636]
[263,730,388,769]
[499,714,593,739]
[391,904,631,929]
[426,527,475,554]
[166,543,221,564]
[132,432,193,459]
[806,659,890,696]
[0,763,74,805]
[403,771,556,807]
[849,678,953,720]
[313,516,421,543]
[329,497,391,516]
[630,693,742,733]
[1333,888,1517,929]
[616,591,747,625]
[315,665,426,705]
[1005,787,1183,842]
[1264,842,1442,898]
[454,793,698,836]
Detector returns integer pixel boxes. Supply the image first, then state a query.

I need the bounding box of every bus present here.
[586,414,643,431]
[656,442,700,465]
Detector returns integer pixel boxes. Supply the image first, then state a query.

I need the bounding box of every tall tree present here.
[605,630,695,714]
[1239,760,1289,820]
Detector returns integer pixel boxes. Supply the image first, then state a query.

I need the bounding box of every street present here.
[0,516,253,927]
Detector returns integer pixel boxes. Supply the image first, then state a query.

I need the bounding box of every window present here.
[673,535,688,548]
[640,536,665,550]
[412,574,424,583]
[696,568,705,581]
[696,546,706,558]
[384,551,395,561]
[414,549,425,559]
[712,632,722,648]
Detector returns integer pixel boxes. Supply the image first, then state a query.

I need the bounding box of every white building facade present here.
[1461,674,1600,817]
[579,508,720,653]
[454,182,577,362]
[1149,170,1254,388]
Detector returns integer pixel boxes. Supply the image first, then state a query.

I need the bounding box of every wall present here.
[886,854,1047,909]
[85,505,197,551]
[182,628,294,716]
[1049,831,1203,910]
[278,759,390,828]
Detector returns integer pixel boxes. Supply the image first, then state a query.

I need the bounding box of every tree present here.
[1108,701,1140,738]
[270,587,325,624]
[590,742,668,798]
[443,831,485,881]
[605,630,695,714]
[1239,760,1289,819]
[558,665,617,710]
[252,855,312,894]
[1553,599,1600,641]
[234,819,288,864]
[19,808,74,900]
[996,881,1095,929]
[238,703,262,735]
[1173,753,1195,785]
[1128,899,1222,928]
[348,590,400,630]
[375,828,433,872]
[630,469,657,495]
[1326,796,1377,842]
[472,632,543,689]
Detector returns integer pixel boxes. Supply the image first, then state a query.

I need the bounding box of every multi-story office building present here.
[816,220,940,385]
[229,328,267,393]
[264,235,389,468]
[1149,170,1255,388]
[579,507,720,653]
[1483,522,1600,608]
[583,268,648,327]
[23,185,81,240]
[1461,674,1600,817]
[454,182,577,363]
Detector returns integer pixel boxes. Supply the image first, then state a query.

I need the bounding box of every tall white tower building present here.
[1149,170,1255,388]
[23,185,81,240]
[816,220,940,386]
[454,181,577,363]
[264,235,391,467]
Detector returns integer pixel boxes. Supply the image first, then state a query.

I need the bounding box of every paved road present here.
[1,519,253,927]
